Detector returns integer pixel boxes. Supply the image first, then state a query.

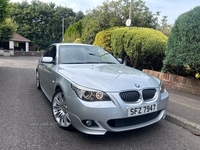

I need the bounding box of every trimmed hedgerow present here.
[123,27,167,70]
[110,28,128,60]
[93,30,112,53]
[93,27,167,71]
[162,6,200,78]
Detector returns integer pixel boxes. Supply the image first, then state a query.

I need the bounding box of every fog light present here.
[86,120,92,126]
[82,120,98,127]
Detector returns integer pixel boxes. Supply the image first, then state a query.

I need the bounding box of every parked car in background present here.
[36,43,169,135]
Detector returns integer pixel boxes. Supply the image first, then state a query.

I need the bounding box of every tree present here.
[0,18,17,42]
[81,0,161,44]
[10,0,77,49]
[0,0,9,23]
[0,0,16,42]
[162,6,200,78]
[64,21,82,42]
[75,11,84,22]
[157,15,172,37]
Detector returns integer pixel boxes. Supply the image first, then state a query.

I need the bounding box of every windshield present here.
[59,45,120,64]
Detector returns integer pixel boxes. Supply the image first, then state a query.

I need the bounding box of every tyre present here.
[52,89,73,130]
[36,70,41,90]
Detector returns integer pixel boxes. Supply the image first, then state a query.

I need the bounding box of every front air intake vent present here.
[119,91,140,102]
[142,89,156,101]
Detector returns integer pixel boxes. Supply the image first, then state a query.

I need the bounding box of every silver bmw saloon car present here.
[36,43,169,135]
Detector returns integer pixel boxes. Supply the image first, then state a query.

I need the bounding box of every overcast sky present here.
[10,0,200,24]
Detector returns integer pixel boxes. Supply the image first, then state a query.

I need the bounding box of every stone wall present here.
[14,51,43,56]
[143,69,200,96]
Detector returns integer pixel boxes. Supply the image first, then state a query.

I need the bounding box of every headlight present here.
[159,82,165,93]
[71,84,111,101]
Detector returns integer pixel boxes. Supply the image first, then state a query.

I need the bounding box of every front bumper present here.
[65,90,169,135]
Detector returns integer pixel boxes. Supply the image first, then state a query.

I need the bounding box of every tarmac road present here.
[0,56,200,150]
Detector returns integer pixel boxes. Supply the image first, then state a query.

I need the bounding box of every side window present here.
[43,46,52,57]
[49,46,56,61]
[43,45,56,62]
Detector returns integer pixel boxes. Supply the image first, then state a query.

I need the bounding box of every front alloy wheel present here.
[52,90,73,130]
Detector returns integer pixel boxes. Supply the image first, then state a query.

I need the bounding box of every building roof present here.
[11,33,31,42]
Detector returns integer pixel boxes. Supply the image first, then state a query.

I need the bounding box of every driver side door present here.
[40,45,57,100]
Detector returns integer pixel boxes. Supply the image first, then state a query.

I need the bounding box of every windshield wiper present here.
[88,53,100,57]
[101,62,116,64]
[84,61,102,64]
[84,61,116,64]
[62,62,85,64]
[88,52,109,57]
[100,53,109,57]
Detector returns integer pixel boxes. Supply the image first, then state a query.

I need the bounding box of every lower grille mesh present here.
[107,111,160,128]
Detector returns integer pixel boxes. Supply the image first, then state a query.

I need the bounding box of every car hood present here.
[58,64,159,92]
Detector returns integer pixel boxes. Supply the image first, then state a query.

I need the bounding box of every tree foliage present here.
[81,0,161,44]
[156,15,172,37]
[10,0,79,49]
[64,21,83,42]
[0,0,9,23]
[0,0,16,42]
[0,18,17,42]
[162,6,200,78]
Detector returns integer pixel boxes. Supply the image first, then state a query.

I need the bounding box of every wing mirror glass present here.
[117,58,122,63]
[42,57,53,63]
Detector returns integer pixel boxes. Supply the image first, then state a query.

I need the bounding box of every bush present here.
[162,6,200,78]
[111,28,128,60]
[110,27,167,70]
[93,27,167,70]
[125,27,167,70]
[93,30,112,53]
[74,38,82,43]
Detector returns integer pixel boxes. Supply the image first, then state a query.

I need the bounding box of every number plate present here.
[127,103,157,117]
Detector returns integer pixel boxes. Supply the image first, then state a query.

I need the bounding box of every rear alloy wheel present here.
[52,90,73,130]
[36,71,41,90]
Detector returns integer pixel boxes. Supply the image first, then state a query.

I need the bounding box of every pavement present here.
[165,88,200,136]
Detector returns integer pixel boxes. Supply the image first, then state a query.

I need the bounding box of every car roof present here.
[53,43,94,47]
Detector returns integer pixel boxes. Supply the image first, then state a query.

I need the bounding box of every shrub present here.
[74,38,82,43]
[64,21,82,43]
[111,28,128,60]
[112,27,167,70]
[123,28,167,70]
[162,6,200,78]
[93,30,112,53]
[93,27,167,71]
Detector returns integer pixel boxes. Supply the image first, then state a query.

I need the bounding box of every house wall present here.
[9,41,14,50]
[26,42,29,51]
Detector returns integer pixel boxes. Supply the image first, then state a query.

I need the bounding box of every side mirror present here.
[42,57,53,63]
[117,58,122,64]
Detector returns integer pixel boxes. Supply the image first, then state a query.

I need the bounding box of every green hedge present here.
[111,28,128,59]
[162,6,200,79]
[93,30,112,53]
[123,27,167,70]
[94,27,167,71]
